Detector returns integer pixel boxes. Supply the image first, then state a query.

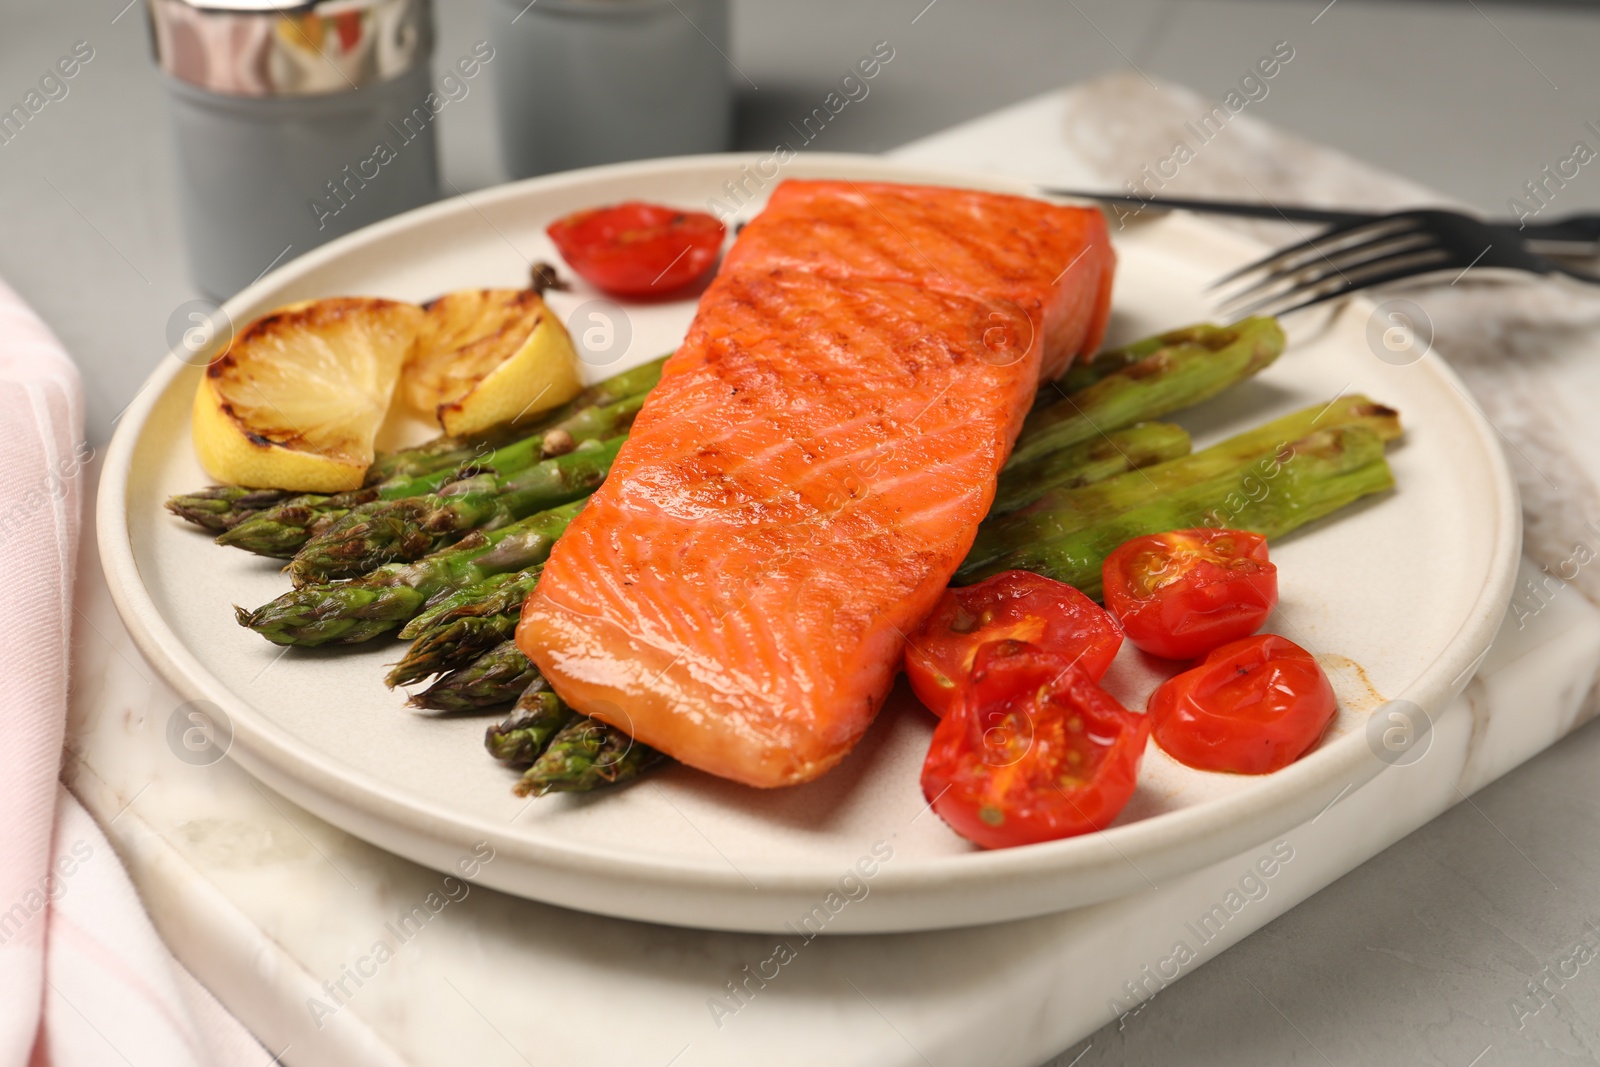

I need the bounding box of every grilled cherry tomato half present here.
[1149,634,1336,775]
[921,640,1151,849]
[904,570,1122,718]
[546,202,725,298]
[1102,528,1278,661]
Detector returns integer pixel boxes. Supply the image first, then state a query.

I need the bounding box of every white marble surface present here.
[62,80,1600,1066]
[65,497,1600,1067]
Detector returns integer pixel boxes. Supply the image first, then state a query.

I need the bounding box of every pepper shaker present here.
[149,0,440,299]
[484,0,731,178]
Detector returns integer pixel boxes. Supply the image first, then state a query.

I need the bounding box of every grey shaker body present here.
[485,0,731,178]
[149,0,440,298]
[165,68,439,298]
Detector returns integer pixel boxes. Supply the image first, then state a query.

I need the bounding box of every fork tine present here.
[1205,214,1423,291]
[1216,230,1442,312]
[1226,247,1454,319]
[1243,258,1459,321]
[1229,246,1452,319]
[1262,218,1433,278]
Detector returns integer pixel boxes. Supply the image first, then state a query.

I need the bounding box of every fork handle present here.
[1040,190,1371,225]
[1521,214,1600,243]
[1051,190,1599,246]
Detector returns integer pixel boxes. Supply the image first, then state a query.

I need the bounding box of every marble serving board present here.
[66,79,1600,1066]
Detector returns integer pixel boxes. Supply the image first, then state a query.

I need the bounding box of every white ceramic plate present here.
[100,155,1519,933]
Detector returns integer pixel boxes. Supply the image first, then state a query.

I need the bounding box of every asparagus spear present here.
[367,355,664,483]
[968,394,1400,574]
[1046,322,1247,397]
[388,616,519,687]
[410,639,539,712]
[992,421,1190,517]
[236,500,584,646]
[1009,316,1286,468]
[485,683,574,764]
[387,568,543,685]
[362,422,532,486]
[398,567,541,640]
[290,435,624,585]
[478,681,666,793]
[168,426,501,532]
[348,350,663,490]
[352,342,664,488]
[960,423,1395,594]
[163,486,298,532]
[170,430,510,535]
[530,354,667,426]
[213,492,375,555]
[219,392,644,559]
[514,714,664,796]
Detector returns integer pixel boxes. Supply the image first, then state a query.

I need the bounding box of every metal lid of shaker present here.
[146,0,433,97]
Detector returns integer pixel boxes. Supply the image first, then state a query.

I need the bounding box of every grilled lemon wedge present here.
[406,289,582,437]
[191,297,424,492]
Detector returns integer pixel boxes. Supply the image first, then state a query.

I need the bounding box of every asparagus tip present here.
[511,775,557,799]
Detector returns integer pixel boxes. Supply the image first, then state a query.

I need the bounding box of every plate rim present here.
[98,152,1522,928]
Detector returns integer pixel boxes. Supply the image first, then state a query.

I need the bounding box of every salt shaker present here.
[148,0,439,299]
[484,0,731,178]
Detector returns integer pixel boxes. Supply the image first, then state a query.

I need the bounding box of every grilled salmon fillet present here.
[518,180,1114,787]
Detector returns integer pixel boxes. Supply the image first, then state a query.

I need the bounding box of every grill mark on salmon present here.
[518,180,1114,787]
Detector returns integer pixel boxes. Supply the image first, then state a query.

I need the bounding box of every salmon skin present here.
[519,180,1114,788]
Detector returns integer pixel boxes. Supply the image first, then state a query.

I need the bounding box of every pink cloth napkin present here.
[0,279,267,1067]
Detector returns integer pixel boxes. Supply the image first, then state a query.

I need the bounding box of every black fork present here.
[1209,209,1600,319]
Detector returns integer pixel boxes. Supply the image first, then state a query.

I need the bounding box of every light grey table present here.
[6,1,1600,1063]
